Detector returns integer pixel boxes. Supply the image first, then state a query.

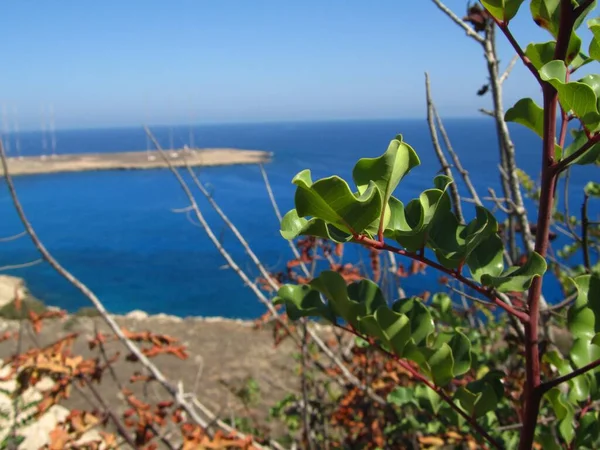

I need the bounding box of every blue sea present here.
[0,119,595,318]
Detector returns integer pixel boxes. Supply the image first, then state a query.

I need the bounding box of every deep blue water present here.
[0,119,595,318]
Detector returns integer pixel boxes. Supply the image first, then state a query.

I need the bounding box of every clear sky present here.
[0,1,576,130]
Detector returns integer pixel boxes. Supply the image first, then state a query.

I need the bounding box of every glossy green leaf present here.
[568,274,600,339]
[480,251,547,292]
[571,336,600,368]
[280,210,352,242]
[540,61,600,130]
[432,293,452,317]
[291,169,383,236]
[385,176,453,252]
[425,343,454,386]
[481,0,525,21]
[415,384,442,414]
[589,17,600,61]
[525,33,582,69]
[358,306,411,355]
[311,271,385,328]
[428,205,498,270]
[446,330,472,376]
[387,387,418,407]
[545,387,575,443]
[392,297,434,346]
[273,284,335,322]
[505,97,563,157]
[530,0,560,36]
[454,370,505,418]
[352,135,420,206]
[574,412,600,449]
[467,234,505,283]
[585,182,600,197]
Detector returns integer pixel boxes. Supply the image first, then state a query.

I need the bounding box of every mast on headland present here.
[13,107,22,160]
[40,104,48,160]
[49,104,57,158]
[146,133,156,161]
[1,104,10,157]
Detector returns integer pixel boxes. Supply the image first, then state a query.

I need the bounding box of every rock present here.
[124,309,149,320]
[0,275,27,309]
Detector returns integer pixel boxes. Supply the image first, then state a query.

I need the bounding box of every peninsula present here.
[0,148,272,177]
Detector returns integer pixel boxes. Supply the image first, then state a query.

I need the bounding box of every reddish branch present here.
[541,357,600,394]
[355,235,530,323]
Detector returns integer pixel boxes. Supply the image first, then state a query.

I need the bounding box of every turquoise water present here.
[0,119,594,318]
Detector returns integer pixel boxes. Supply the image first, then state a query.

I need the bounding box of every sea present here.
[0,119,595,319]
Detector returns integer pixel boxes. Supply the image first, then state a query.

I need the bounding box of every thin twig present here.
[145,127,385,405]
[0,259,43,272]
[425,72,464,222]
[0,231,26,242]
[430,0,485,43]
[499,54,519,84]
[540,357,600,394]
[433,104,482,207]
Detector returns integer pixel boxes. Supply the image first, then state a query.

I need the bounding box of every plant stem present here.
[519,2,574,448]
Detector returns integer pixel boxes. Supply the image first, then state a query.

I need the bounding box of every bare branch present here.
[0,231,26,242]
[499,54,519,84]
[0,258,43,272]
[479,108,495,117]
[430,0,485,43]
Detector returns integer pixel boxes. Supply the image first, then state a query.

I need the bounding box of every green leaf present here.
[530,0,561,36]
[525,34,582,69]
[352,134,420,206]
[291,169,383,236]
[425,343,454,386]
[280,210,352,242]
[589,17,600,61]
[432,293,452,317]
[310,271,386,328]
[392,297,435,346]
[545,387,575,443]
[467,234,505,283]
[481,251,547,292]
[358,306,411,355]
[415,384,442,414]
[482,0,525,21]
[504,98,544,133]
[273,284,335,322]
[387,387,418,408]
[446,330,472,377]
[385,176,453,252]
[454,370,505,418]
[540,61,600,130]
[585,182,600,197]
[568,274,600,340]
[505,97,562,157]
[428,205,499,270]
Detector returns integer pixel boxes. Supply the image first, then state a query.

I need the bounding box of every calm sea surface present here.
[0,119,595,318]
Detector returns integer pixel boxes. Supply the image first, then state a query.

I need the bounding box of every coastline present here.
[0,148,272,177]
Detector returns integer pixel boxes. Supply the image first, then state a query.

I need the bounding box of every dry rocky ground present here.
[0,275,303,448]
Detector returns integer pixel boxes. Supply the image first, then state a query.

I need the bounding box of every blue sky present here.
[0,1,575,129]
